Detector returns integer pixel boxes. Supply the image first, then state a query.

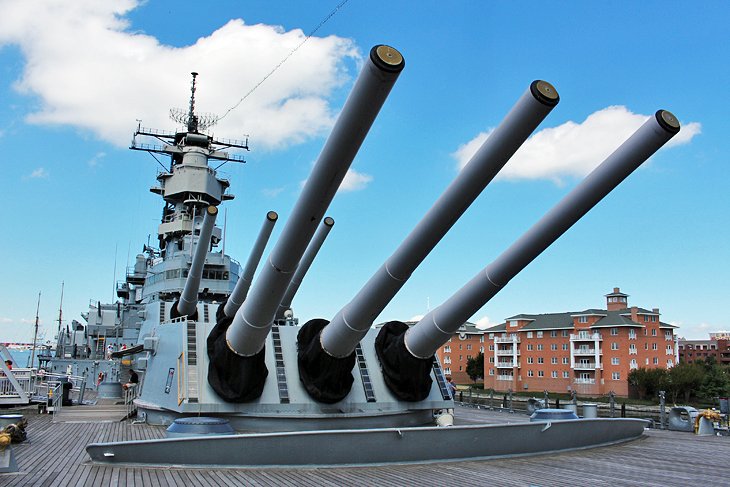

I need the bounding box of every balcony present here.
[496,349,520,356]
[497,375,514,381]
[573,348,597,355]
[574,362,599,370]
[496,361,518,368]
[629,348,638,355]
[495,337,520,344]
[574,378,596,385]
[570,333,602,341]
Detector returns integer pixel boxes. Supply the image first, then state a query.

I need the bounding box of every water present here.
[3,349,41,368]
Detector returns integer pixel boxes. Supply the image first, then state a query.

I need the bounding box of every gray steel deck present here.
[2,405,728,486]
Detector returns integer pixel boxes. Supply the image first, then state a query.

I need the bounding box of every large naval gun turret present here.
[122,44,682,440]
[77,44,685,468]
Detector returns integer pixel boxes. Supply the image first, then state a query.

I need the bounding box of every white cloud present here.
[0,317,13,324]
[338,169,373,192]
[475,315,499,329]
[0,0,359,150]
[453,106,701,184]
[88,151,106,167]
[262,187,285,198]
[28,167,49,179]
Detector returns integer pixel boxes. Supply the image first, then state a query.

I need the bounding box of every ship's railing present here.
[49,383,63,420]
[0,367,36,404]
[32,372,86,404]
[124,384,138,418]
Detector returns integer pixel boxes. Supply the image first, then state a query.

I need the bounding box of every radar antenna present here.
[169,72,220,133]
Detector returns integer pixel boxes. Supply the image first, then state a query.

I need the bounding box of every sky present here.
[0,0,727,343]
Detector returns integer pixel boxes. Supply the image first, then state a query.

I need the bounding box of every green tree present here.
[697,357,730,401]
[466,352,484,384]
[628,367,669,400]
[668,362,704,403]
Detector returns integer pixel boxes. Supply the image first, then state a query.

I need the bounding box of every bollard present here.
[544,390,549,409]
[489,389,494,410]
[609,391,616,418]
[621,402,626,418]
[659,391,666,430]
[508,388,514,414]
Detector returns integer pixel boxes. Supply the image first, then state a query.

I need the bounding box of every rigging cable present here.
[217,0,351,122]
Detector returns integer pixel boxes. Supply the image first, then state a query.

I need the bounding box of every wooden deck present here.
[1,405,729,486]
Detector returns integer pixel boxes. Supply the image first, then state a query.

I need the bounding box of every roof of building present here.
[482,307,672,333]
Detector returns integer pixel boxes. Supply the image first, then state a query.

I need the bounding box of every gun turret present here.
[377,110,681,401]
[173,205,218,319]
[207,45,405,402]
[222,211,278,318]
[297,81,560,402]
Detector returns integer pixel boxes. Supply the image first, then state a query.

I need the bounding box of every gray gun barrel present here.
[405,110,681,358]
[226,45,406,356]
[223,211,278,318]
[176,205,218,317]
[276,217,335,320]
[320,81,560,358]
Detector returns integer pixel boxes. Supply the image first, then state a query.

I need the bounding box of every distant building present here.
[434,322,486,384]
[479,287,679,397]
[678,334,730,365]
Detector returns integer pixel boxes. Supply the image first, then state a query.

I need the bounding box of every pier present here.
[1,405,728,486]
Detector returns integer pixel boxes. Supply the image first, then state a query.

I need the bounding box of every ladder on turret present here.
[184,320,199,403]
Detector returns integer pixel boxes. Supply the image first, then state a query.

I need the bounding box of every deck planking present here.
[1,405,728,486]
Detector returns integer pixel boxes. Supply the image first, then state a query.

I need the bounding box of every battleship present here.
[38,44,681,467]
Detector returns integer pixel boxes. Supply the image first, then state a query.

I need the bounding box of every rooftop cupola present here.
[605,287,629,311]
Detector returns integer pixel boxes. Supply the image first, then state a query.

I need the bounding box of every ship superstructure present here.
[47,73,247,388]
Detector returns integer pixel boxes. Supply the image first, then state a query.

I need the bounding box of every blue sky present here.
[0,0,727,343]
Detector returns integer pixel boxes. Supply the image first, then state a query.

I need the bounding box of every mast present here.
[55,281,64,356]
[30,291,41,368]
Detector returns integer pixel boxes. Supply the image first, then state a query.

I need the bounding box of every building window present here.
[612,372,621,380]
[489,333,494,339]
[667,360,674,367]
[528,370,534,377]
[538,371,544,377]
[537,331,543,338]
[527,357,534,364]
[563,371,569,378]
[552,371,558,378]
[651,316,658,322]
[630,359,638,369]
[551,344,558,351]
[488,344,494,351]
[537,357,544,364]
[562,343,569,351]
[489,357,494,363]
[459,345,463,350]
[562,330,569,337]
[480,346,484,353]
[509,320,518,327]
[611,342,619,350]
[666,345,672,354]
[551,330,558,338]
[579,316,588,323]
[444,346,451,353]
[652,329,657,336]
[611,328,618,336]
[489,368,494,376]
[629,330,636,340]
[612,357,620,365]
[480,336,485,343]
[467,344,472,351]
[652,343,658,350]
[527,332,533,338]
[444,368,451,375]
[562,357,569,364]
[527,344,534,351]
[665,333,672,341]
[459,366,463,371]
[537,344,544,351]
[629,344,637,354]
[551,357,558,364]
[644,343,648,350]
[653,357,659,365]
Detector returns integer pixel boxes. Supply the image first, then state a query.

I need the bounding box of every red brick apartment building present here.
[678,332,730,365]
[434,323,485,384]
[480,288,679,397]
